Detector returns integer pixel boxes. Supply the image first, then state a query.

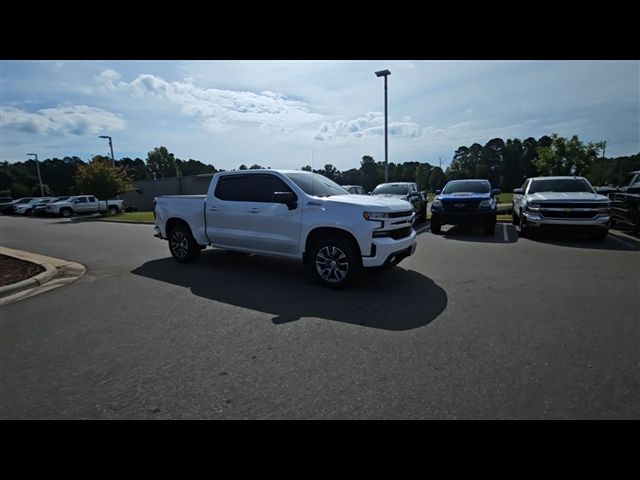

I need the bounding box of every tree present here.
[249,164,263,170]
[359,155,379,192]
[535,134,603,176]
[75,158,133,209]
[301,165,312,171]
[415,163,432,191]
[238,164,248,170]
[146,146,178,179]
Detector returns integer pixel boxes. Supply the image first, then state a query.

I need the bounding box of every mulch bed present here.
[0,254,45,287]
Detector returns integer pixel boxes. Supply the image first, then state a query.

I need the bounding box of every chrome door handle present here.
[249,208,260,213]
[208,206,218,211]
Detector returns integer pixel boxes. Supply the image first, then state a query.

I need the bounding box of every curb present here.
[95,219,154,225]
[0,247,86,305]
[0,262,57,296]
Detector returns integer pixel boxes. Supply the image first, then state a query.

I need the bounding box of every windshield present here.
[528,179,594,194]
[372,184,409,195]
[284,172,349,197]
[442,181,490,194]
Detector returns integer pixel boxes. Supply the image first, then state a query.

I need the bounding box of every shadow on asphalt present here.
[439,223,519,244]
[132,251,448,331]
[521,229,640,251]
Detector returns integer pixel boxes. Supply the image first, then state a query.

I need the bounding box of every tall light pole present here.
[98,135,115,166]
[26,153,45,197]
[375,69,391,183]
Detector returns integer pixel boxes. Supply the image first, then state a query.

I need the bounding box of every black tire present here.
[430,215,442,234]
[25,208,34,216]
[512,209,519,225]
[590,228,608,241]
[108,206,119,215]
[420,203,428,221]
[168,223,201,263]
[484,220,496,236]
[309,235,361,288]
[519,213,529,238]
[60,208,73,218]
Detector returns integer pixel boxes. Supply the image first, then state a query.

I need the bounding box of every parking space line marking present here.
[607,233,640,250]
[502,223,508,242]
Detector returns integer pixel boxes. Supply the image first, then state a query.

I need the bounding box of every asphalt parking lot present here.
[1,215,638,419]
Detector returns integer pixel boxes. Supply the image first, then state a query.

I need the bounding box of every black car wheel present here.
[168,224,201,263]
[309,235,361,288]
[430,215,442,234]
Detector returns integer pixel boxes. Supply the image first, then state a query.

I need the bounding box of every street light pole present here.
[99,135,115,166]
[375,69,391,183]
[26,153,45,197]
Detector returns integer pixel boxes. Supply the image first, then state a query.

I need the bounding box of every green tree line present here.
[1,136,638,197]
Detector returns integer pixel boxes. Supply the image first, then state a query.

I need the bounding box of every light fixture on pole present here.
[98,135,115,166]
[26,153,45,197]
[375,69,391,183]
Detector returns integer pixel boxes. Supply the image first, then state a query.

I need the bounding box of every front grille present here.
[442,201,480,212]
[373,226,413,240]
[536,202,606,209]
[540,211,598,219]
[388,210,413,218]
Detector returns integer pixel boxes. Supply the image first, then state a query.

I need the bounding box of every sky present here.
[1,60,638,171]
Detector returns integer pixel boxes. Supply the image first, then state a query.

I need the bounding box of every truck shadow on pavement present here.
[131,251,448,331]
[440,224,518,243]
[521,230,640,251]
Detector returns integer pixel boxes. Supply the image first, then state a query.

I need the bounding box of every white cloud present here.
[314,111,422,142]
[98,70,323,133]
[0,104,126,136]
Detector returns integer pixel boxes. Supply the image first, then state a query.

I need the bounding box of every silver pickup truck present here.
[512,176,611,239]
[46,195,124,218]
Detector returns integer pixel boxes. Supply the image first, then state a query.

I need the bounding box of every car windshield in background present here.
[372,184,409,195]
[528,179,594,194]
[284,172,349,197]
[442,181,490,194]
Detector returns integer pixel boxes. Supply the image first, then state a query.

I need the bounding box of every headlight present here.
[432,199,442,208]
[526,203,540,212]
[363,211,390,221]
[478,199,495,208]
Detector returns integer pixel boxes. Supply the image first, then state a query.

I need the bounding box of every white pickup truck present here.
[46,195,124,218]
[154,170,417,287]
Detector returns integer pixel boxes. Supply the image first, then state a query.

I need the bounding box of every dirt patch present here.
[0,254,45,287]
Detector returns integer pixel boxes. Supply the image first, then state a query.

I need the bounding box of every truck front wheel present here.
[310,236,361,288]
[60,208,73,218]
[168,224,201,263]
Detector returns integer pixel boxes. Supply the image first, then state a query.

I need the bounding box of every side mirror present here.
[273,191,297,210]
[435,190,441,195]
[492,189,501,196]
[513,188,524,195]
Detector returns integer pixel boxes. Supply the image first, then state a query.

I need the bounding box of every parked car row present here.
[0,195,125,217]
[340,182,428,220]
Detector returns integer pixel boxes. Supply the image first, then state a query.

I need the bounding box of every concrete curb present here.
[95,219,154,225]
[0,247,86,305]
[0,262,57,296]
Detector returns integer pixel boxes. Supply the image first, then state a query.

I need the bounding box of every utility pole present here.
[26,153,45,196]
[375,69,391,183]
[598,140,606,186]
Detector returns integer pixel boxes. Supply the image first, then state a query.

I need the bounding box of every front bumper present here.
[523,212,610,228]
[431,209,496,225]
[362,228,417,267]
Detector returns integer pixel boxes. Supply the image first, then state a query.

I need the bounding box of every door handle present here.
[208,206,218,211]
[249,208,260,213]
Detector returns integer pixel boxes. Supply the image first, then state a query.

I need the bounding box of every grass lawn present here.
[495,192,513,204]
[98,211,155,223]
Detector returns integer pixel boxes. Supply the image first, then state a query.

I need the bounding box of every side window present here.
[214,175,254,202]
[77,197,88,203]
[88,197,97,203]
[252,174,294,203]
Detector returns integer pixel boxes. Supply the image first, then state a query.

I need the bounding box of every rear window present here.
[372,184,409,195]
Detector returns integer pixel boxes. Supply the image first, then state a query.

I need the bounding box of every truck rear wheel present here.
[309,236,360,288]
[168,224,201,263]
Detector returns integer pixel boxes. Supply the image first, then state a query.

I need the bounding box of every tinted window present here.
[284,172,348,197]
[442,181,490,194]
[215,174,294,202]
[215,175,255,201]
[88,197,97,202]
[528,178,594,194]
[253,174,294,203]
[372,184,409,195]
[76,197,88,203]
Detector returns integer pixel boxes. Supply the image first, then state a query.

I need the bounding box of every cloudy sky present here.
[1,60,638,171]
